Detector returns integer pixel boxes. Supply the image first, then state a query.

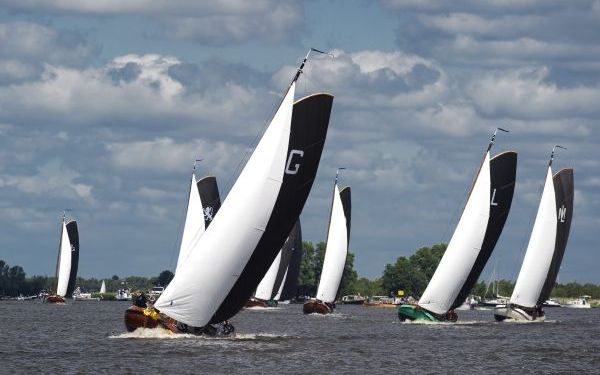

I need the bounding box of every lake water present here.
[1,301,599,374]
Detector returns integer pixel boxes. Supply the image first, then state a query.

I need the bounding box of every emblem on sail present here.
[204,206,215,222]
[285,149,304,174]
[558,205,567,223]
[490,188,498,206]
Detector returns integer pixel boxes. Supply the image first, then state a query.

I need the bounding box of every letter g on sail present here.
[285,149,304,175]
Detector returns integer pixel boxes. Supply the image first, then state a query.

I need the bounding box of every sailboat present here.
[125,162,220,317]
[276,221,303,302]
[303,169,351,314]
[494,146,573,321]
[175,161,222,275]
[124,49,333,335]
[246,221,300,308]
[398,129,517,322]
[100,280,106,294]
[45,212,79,304]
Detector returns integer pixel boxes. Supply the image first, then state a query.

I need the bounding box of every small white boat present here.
[115,289,132,301]
[543,299,562,307]
[72,287,100,301]
[564,296,591,309]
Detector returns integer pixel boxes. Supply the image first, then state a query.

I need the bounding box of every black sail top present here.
[196,176,221,228]
[537,168,574,305]
[279,220,303,301]
[451,151,517,310]
[270,221,300,300]
[210,93,333,323]
[65,220,79,297]
[339,187,352,246]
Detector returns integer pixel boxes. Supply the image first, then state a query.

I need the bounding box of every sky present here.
[0,0,598,283]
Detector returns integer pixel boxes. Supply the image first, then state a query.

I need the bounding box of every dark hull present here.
[124,306,234,336]
[245,299,268,308]
[45,295,65,304]
[303,300,333,314]
[340,300,365,305]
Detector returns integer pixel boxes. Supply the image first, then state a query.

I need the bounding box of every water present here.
[2,301,599,374]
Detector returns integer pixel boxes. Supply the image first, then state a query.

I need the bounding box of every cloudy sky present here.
[0,0,598,284]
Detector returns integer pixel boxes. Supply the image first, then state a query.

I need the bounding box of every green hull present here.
[397,304,439,322]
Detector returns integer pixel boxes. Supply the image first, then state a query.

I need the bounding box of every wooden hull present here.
[124,306,234,336]
[245,299,268,308]
[124,305,178,333]
[303,300,333,314]
[45,295,65,304]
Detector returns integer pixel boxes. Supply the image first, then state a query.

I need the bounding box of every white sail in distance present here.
[316,184,350,303]
[418,152,492,315]
[100,280,106,294]
[154,83,296,327]
[510,167,557,308]
[254,250,282,301]
[175,172,206,273]
[56,221,73,297]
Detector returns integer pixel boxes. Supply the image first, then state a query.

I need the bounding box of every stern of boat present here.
[397,304,439,322]
[303,299,332,314]
[494,305,542,322]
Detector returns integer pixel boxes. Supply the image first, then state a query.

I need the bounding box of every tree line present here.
[2,241,598,299]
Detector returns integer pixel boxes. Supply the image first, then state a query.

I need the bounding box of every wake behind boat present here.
[398,129,517,322]
[125,49,333,335]
[495,146,573,322]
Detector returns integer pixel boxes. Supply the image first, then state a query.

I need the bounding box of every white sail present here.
[56,222,73,297]
[100,280,106,294]
[254,250,282,300]
[273,267,289,301]
[175,172,205,273]
[418,152,491,315]
[154,83,296,327]
[316,184,349,303]
[510,167,557,308]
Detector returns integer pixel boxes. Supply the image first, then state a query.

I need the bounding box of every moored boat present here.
[340,295,366,305]
[398,129,517,322]
[564,296,591,309]
[495,146,573,322]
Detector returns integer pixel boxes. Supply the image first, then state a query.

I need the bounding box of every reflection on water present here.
[1,301,598,373]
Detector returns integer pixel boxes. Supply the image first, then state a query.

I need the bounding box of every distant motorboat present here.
[72,287,100,301]
[543,299,562,308]
[363,296,395,307]
[339,295,366,305]
[115,289,132,301]
[564,296,591,309]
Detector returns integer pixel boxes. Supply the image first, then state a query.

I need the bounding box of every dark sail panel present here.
[270,223,298,300]
[339,187,352,245]
[537,168,574,304]
[65,220,79,297]
[280,220,303,301]
[210,93,333,323]
[196,176,221,228]
[451,151,517,310]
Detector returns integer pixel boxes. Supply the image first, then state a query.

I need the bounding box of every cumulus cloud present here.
[465,66,600,120]
[0,22,99,83]
[0,160,93,201]
[0,1,304,45]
